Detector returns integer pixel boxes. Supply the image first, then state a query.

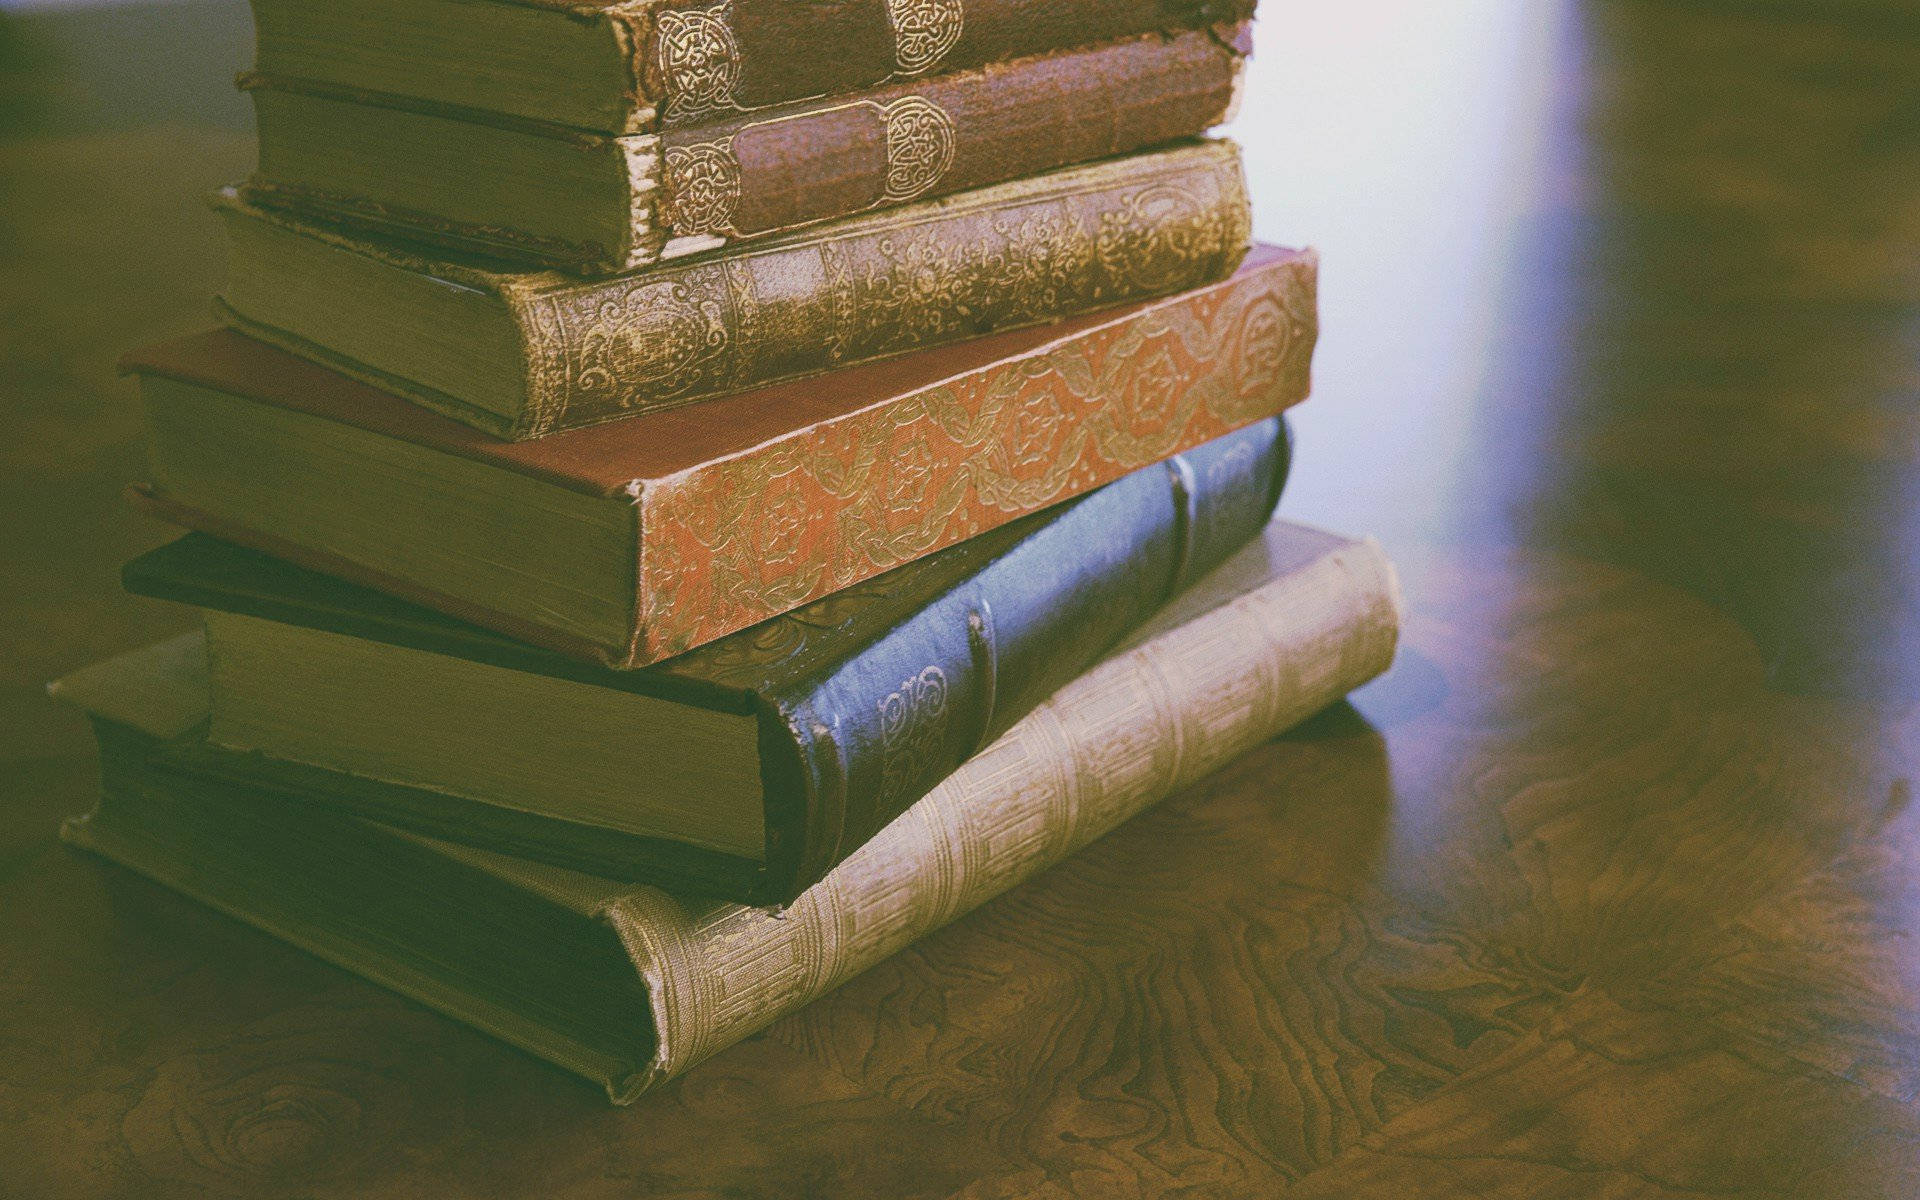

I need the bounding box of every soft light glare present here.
[1226,1,1582,540]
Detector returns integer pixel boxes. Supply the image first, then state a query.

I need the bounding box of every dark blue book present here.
[121,418,1291,905]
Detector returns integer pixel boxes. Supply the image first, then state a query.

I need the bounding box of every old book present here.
[121,419,1291,906]
[248,0,1257,135]
[214,139,1252,437]
[129,244,1318,667]
[58,520,1403,1104]
[243,26,1249,272]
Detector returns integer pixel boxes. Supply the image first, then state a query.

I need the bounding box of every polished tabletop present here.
[5,1,1920,1195]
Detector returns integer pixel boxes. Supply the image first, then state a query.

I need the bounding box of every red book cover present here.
[125,245,1317,666]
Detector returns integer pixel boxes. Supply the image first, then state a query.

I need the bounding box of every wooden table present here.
[4,1,1918,1194]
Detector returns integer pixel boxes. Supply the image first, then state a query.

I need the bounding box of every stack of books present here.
[57,0,1402,1102]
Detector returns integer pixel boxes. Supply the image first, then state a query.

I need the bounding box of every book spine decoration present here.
[764,418,1292,904]
[605,535,1403,1101]
[510,140,1254,436]
[653,27,1246,249]
[242,28,1246,274]
[624,243,1317,664]
[631,0,1258,128]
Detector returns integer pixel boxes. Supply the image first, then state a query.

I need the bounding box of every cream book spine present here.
[59,522,1402,1102]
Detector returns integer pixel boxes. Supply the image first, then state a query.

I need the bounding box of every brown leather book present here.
[216,141,1252,438]
[126,245,1319,668]
[242,26,1250,272]
[248,0,1258,135]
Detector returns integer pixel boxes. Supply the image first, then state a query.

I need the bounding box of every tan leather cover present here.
[221,141,1255,435]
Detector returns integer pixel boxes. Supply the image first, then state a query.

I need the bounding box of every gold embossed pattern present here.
[652,0,970,126]
[654,6,742,120]
[660,140,743,235]
[564,272,735,403]
[609,533,1401,1085]
[629,251,1311,659]
[878,96,957,202]
[661,95,956,239]
[517,146,1252,440]
[671,569,920,686]
[885,0,965,74]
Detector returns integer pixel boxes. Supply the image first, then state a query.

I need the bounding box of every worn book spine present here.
[656,26,1248,251]
[220,140,1254,439]
[761,418,1291,902]
[620,238,1313,663]
[242,27,1247,272]
[627,0,1258,130]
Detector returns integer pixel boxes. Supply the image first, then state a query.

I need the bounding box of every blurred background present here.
[3,0,1917,777]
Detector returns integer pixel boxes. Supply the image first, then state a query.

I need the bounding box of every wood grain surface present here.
[4,0,1919,1195]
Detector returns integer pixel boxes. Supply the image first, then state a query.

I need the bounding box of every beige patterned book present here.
[56,521,1401,1103]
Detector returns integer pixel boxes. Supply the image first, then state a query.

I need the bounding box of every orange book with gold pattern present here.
[125,244,1317,668]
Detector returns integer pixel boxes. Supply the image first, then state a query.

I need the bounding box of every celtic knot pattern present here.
[885,0,965,74]
[664,140,743,235]
[656,8,742,120]
[880,97,957,203]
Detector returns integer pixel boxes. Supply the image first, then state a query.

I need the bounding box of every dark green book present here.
[122,418,1291,906]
